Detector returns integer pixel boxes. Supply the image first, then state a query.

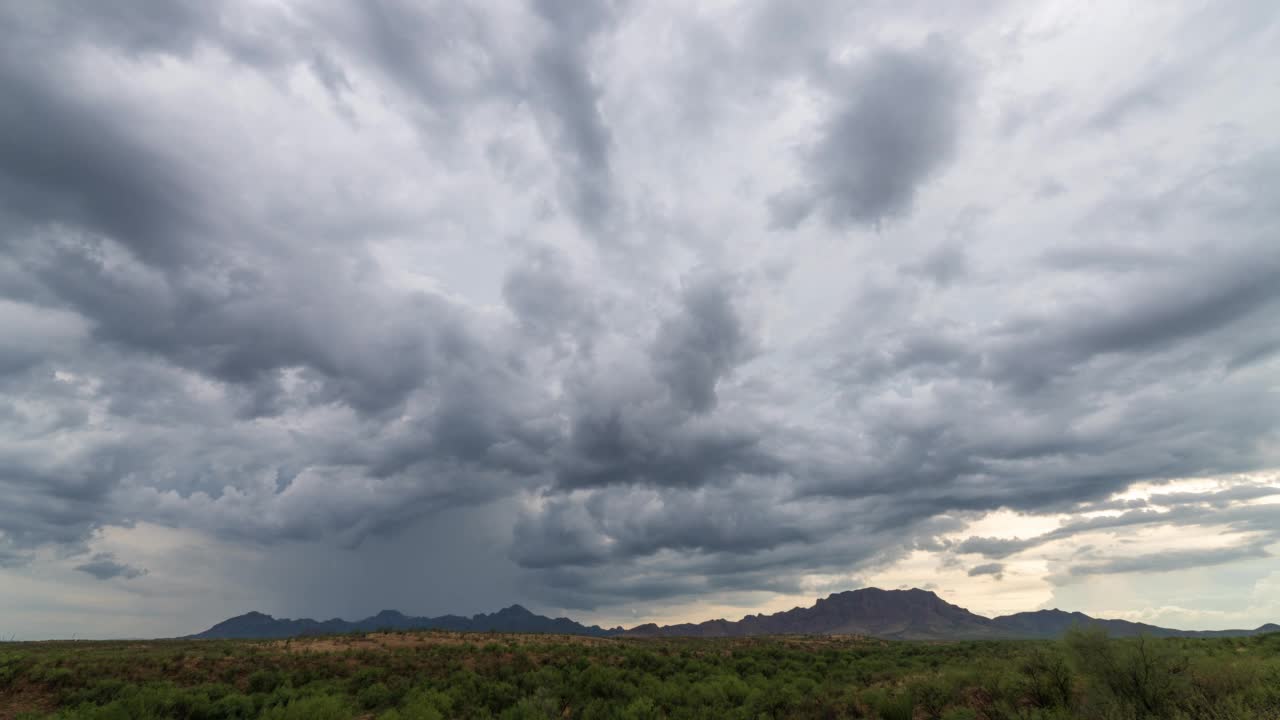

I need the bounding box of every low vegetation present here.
[2,628,1278,719]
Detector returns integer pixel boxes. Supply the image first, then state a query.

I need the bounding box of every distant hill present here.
[625,587,1002,640]
[190,604,620,640]
[191,588,1279,641]
[989,608,1276,639]
[626,589,1278,640]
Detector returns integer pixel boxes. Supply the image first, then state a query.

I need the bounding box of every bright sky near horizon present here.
[1,0,1279,640]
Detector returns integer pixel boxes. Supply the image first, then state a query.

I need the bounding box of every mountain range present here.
[191,587,1280,641]
[192,604,621,639]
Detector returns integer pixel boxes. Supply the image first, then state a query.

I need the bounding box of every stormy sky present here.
[1,0,1278,640]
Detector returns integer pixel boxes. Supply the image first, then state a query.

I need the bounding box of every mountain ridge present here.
[190,587,1279,641]
[191,604,622,639]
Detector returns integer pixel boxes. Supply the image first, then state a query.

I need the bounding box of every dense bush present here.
[3,629,1279,719]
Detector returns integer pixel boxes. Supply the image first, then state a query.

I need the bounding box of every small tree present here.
[1018,646,1073,709]
[1065,627,1189,718]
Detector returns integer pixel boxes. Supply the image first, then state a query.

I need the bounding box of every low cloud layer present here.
[74,553,148,581]
[1,0,1278,638]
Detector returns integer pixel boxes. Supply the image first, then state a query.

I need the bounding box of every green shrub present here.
[908,675,952,719]
[258,694,351,720]
[12,629,1280,720]
[247,669,286,694]
[0,652,28,687]
[619,696,661,720]
[862,688,914,720]
[211,692,256,719]
[359,681,395,710]
[1066,628,1190,719]
[387,688,453,720]
[1018,646,1074,709]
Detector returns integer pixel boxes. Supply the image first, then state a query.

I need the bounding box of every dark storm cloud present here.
[540,272,780,493]
[528,566,815,612]
[74,552,147,581]
[0,3,467,417]
[0,58,209,269]
[0,1,561,558]
[515,494,959,610]
[0,428,151,553]
[513,484,822,570]
[27,240,468,417]
[651,276,751,413]
[2,0,783,582]
[801,193,1280,524]
[773,43,968,228]
[554,405,781,490]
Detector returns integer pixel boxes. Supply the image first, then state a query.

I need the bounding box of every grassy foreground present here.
[2,629,1278,720]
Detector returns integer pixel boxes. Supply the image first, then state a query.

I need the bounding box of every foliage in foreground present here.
[1,628,1278,719]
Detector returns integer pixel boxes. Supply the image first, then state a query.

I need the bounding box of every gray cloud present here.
[514,484,822,570]
[1063,542,1271,581]
[311,0,623,234]
[955,536,1038,559]
[953,486,1280,569]
[773,42,969,228]
[74,552,147,581]
[503,247,601,351]
[528,0,621,231]
[554,403,780,491]
[901,243,969,287]
[1089,74,1178,131]
[967,562,1004,580]
[0,58,209,269]
[651,275,751,414]
[0,547,32,569]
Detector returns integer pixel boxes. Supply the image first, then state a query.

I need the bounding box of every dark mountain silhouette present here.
[625,589,1278,640]
[987,608,1275,639]
[190,604,620,639]
[625,588,1002,640]
[190,588,1279,641]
